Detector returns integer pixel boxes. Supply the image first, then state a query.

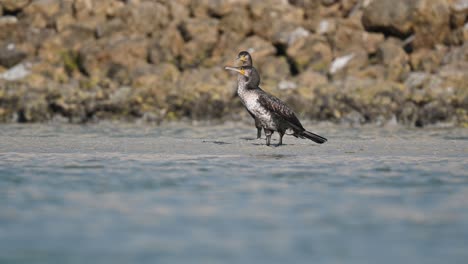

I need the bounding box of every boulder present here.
[190,0,245,18]
[119,1,170,35]
[55,12,75,32]
[22,0,62,28]
[340,0,360,17]
[79,36,149,80]
[287,35,333,73]
[0,0,30,12]
[258,56,291,83]
[332,18,384,53]
[362,0,451,49]
[148,23,185,65]
[322,0,338,6]
[412,0,451,48]
[210,31,245,66]
[237,36,277,60]
[219,7,251,36]
[132,63,180,89]
[410,46,446,73]
[296,69,328,89]
[449,0,468,28]
[376,38,410,81]
[0,43,26,68]
[288,0,322,32]
[178,18,219,68]
[250,1,305,43]
[168,1,190,23]
[362,0,415,37]
[37,26,95,65]
[329,48,369,80]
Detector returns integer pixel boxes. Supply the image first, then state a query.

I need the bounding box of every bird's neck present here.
[237,76,258,90]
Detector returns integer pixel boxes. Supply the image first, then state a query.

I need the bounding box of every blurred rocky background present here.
[0,0,467,126]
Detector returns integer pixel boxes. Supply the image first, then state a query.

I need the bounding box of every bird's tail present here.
[301,130,327,144]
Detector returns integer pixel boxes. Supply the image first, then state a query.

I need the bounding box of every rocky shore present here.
[0,0,467,126]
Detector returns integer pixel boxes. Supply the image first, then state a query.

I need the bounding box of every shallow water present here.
[1,123,467,264]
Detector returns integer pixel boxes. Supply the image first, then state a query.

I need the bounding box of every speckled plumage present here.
[225,65,327,146]
[236,51,263,139]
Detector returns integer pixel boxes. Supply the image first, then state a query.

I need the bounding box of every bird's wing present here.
[257,92,305,131]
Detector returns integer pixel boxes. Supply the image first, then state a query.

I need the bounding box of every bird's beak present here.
[224,66,246,76]
[236,55,247,62]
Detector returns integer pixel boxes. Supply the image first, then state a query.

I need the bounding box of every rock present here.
[278,80,297,90]
[287,35,333,73]
[148,24,185,65]
[331,18,384,54]
[0,62,31,81]
[322,0,338,6]
[362,0,451,49]
[274,26,311,47]
[258,56,291,83]
[412,0,451,48]
[438,62,468,90]
[120,1,170,35]
[190,0,243,17]
[238,36,277,60]
[316,19,337,35]
[464,22,468,42]
[37,26,95,66]
[96,18,126,39]
[362,0,415,37]
[376,38,410,81]
[168,1,190,23]
[0,0,31,12]
[410,46,446,73]
[328,51,370,80]
[449,0,468,28]
[79,36,149,80]
[361,32,386,54]
[55,13,75,32]
[404,72,431,90]
[340,0,360,16]
[178,18,220,68]
[219,7,251,36]
[296,69,328,89]
[132,63,180,88]
[18,93,50,122]
[288,0,322,31]
[22,0,62,28]
[250,1,304,42]
[329,53,355,75]
[0,43,26,68]
[209,31,244,66]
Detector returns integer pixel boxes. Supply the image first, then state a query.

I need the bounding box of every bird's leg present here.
[256,127,262,139]
[277,131,284,146]
[255,118,262,139]
[265,130,273,146]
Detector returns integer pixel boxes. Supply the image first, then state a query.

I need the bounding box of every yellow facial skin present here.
[239,68,245,76]
[238,55,247,63]
[224,66,247,76]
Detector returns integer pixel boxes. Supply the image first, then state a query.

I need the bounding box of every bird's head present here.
[236,51,252,66]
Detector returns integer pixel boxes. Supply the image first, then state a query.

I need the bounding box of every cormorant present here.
[224,65,327,146]
[236,51,263,139]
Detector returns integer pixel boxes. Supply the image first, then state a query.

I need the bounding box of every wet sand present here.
[0,123,467,264]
